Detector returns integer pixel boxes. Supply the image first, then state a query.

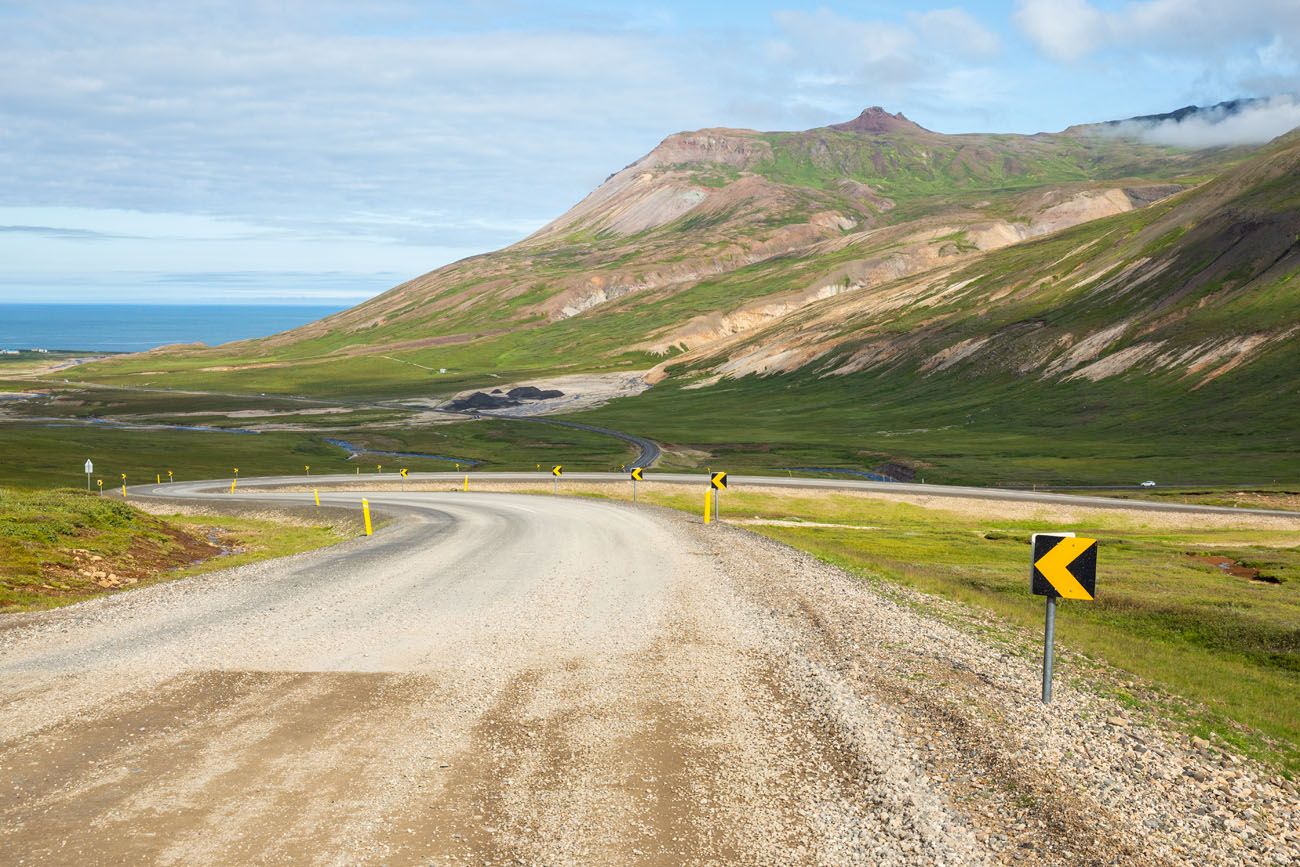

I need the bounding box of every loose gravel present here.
[0,490,1295,865]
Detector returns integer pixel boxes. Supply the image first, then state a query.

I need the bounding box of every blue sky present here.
[2,0,1298,305]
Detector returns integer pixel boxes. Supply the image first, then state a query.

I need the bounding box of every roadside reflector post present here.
[362,498,373,536]
[463,474,469,492]
[305,465,310,477]
[704,488,713,524]
[121,473,127,498]
[156,473,160,484]
[313,488,320,507]
[1030,531,1098,704]
[230,479,236,494]
[85,458,93,491]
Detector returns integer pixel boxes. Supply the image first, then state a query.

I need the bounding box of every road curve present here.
[179,470,1297,518]
[2,484,1295,864]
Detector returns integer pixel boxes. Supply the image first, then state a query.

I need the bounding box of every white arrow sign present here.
[84,459,93,473]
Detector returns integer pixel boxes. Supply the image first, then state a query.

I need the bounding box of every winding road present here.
[2,477,1296,864]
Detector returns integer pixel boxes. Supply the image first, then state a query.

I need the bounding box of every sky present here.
[2,0,1299,305]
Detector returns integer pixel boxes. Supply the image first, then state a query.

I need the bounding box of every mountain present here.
[77,104,1300,483]
[659,127,1300,385]
[1100,97,1273,128]
[85,106,1251,393]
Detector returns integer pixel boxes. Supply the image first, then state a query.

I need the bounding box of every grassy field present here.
[566,359,1300,487]
[553,481,1300,775]
[0,487,344,611]
[0,395,638,489]
[1059,487,1300,513]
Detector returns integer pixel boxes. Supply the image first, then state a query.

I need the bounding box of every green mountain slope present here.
[569,130,1300,483]
[73,108,1299,484]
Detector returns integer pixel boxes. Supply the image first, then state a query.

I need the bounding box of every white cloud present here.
[908,8,1002,60]
[763,7,1006,123]
[1015,0,1300,63]
[1013,0,1106,61]
[1108,94,1300,147]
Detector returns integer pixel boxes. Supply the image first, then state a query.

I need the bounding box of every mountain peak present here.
[828,106,926,134]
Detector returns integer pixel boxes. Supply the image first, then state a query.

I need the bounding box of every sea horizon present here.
[0,302,348,353]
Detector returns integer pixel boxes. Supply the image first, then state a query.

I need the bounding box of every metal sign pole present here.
[1042,595,1057,703]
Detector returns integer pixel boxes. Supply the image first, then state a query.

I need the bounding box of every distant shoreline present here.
[0,303,345,354]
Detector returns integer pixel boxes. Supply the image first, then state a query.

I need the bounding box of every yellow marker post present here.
[362,498,373,536]
[121,473,127,498]
[313,489,320,507]
[704,488,713,524]
[305,465,310,477]
[230,479,237,494]
[156,473,160,484]
[463,474,469,492]
[377,464,382,474]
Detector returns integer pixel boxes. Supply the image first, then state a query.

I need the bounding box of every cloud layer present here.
[1015,0,1300,67]
[2,1,1299,303]
[1110,95,1300,148]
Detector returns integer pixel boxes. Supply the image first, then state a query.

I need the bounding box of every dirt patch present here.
[34,525,222,601]
[1186,553,1280,584]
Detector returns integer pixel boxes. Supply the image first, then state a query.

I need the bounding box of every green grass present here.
[613,485,1300,774]
[565,352,1300,487]
[0,408,638,489]
[0,486,343,611]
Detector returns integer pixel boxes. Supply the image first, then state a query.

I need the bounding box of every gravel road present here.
[2,488,1296,865]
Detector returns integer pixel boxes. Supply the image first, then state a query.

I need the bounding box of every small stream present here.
[322,438,480,465]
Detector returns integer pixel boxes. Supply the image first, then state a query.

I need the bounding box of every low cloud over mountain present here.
[1105,95,1300,148]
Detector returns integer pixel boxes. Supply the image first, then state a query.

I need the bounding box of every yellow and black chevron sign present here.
[1031,534,1097,600]
[710,471,727,490]
[552,465,563,477]
[630,467,643,481]
[399,468,408,478]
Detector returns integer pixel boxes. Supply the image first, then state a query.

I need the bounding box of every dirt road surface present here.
[3,490,1296,865]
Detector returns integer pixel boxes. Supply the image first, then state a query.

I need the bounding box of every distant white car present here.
[1140,480,1157,487]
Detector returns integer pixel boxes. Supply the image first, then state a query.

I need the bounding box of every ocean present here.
[0,304,346,353]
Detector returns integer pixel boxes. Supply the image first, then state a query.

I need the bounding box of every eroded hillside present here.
[77,107,1263,397]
